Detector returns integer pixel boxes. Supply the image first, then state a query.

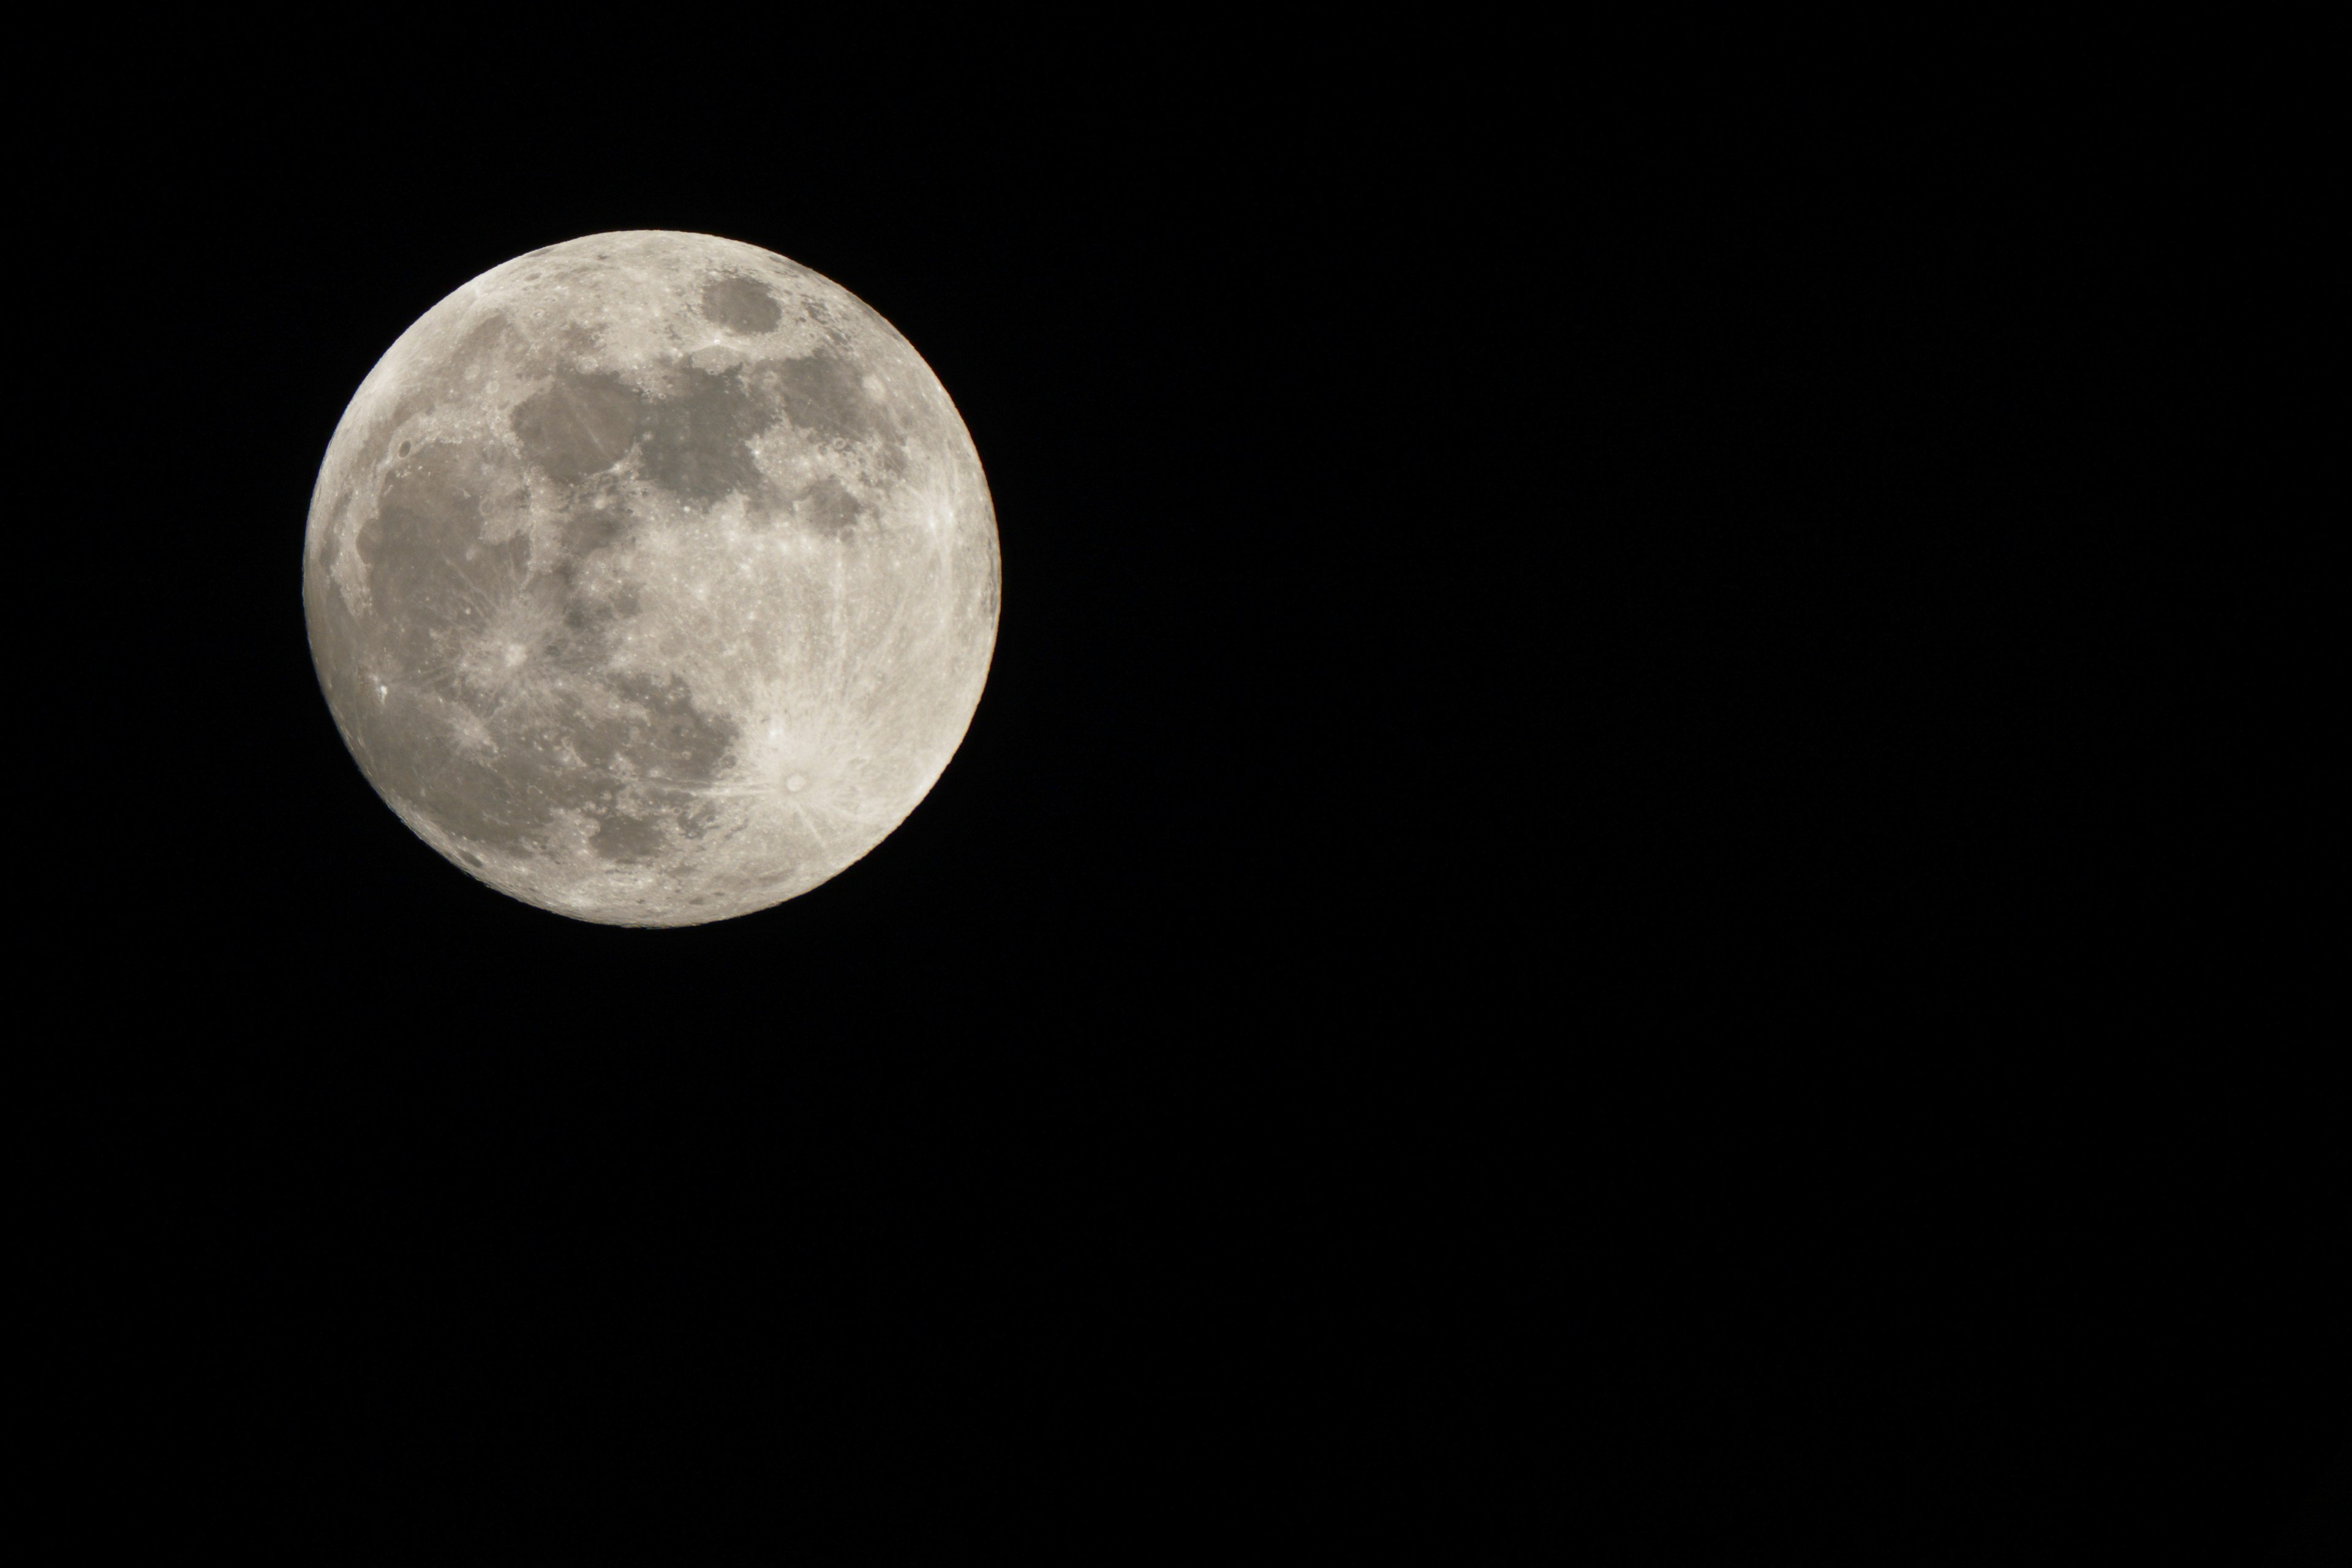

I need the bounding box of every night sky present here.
[38,44,2335,1562]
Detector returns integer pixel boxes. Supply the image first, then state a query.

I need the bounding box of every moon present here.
[302,232,1000,926]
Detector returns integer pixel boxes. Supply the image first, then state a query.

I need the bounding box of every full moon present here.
[303,232,1000,925]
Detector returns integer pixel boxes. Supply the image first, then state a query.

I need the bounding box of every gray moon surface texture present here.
[303,232,1000,926]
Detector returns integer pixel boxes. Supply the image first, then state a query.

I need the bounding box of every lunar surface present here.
[303,232,999,925]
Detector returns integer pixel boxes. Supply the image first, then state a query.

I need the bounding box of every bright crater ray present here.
[303,232,1000,925]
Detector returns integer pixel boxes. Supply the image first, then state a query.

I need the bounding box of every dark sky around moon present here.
[34,56,2329,1563]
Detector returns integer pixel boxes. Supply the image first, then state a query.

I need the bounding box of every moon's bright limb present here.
[303,232,1000,926]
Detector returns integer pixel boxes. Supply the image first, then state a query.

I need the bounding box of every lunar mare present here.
[303,232,999,925]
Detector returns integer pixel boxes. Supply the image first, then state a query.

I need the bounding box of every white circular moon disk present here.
[303,232,1000,926]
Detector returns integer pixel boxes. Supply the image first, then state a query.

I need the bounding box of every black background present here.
[40,40,2336,1562]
